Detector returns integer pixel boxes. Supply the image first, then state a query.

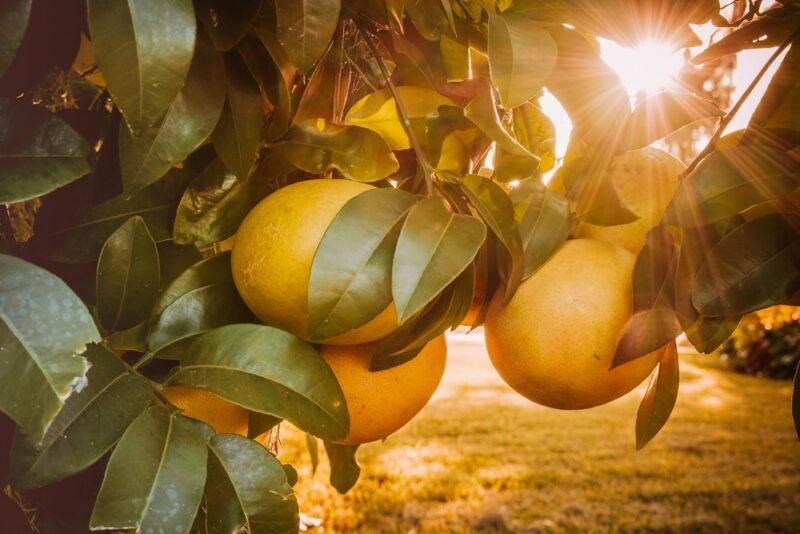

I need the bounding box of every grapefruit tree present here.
[0,0,799,531]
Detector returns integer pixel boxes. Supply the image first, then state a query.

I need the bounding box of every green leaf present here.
[247,413,281,439]
[559,154,640,226]
[0,98,90,203]
[166,324,350,441]
[503,102,557,175]
[426,105,477,174]
[635,342,679,450]
[510,178,570,280]
[96,216,160,332]
[685,316,740,354]
[90,406,210,532]
[613,225,681,368]
[344,86,454,150]
[32,168,191,263]
[306,433,319,475]
[10,344,153,490]
[488,10,557,109]
[692,214,800,317]
[749,42,800,133]
[0,254,97,441]
[196,0,260,51]
[666,144,800,227]
[323,442,360,494]
[625,91,724,150]
[119,34,226,196]
[283,120,399,182]
[205,434,299,533]
[392,196,486,323]
[308,187,416,341]
[275,0,340,73]
[793,362,800,440]
[212,51,265,179]
[0,0,32,76]
[461,174,524,302]
[88,0,196,135]
[173,158,271,246]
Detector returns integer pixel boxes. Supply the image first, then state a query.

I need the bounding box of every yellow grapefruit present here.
[321,336,447,444]
[484,239,662,409]
[231,178,398,344]
[163,386,249,435]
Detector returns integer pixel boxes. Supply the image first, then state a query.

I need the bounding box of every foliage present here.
[0,0,799,531]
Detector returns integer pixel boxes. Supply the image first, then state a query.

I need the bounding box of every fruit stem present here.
[682,28,799,178]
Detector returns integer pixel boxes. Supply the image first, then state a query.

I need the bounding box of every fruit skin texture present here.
[485,239,662,410]
[231,178,398,345]
[321,335,447,444]
[163,386,249,436]
[578,147,686,254]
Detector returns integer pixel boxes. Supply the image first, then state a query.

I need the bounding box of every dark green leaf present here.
[0,254,97,441]
[635,342,679,450]
[90,407,210,532]
[167,324,349,441]
[96,216,160,332]
[247,413,281,439]
[0,0,32,76]
[283,120,399,182]
[692,214,800,317]
[0,98,90,203]
[392,196,486,323]
[306,433,319,475]
[119,34,226,195]
[10,344,153,489]
[205,434,299,533]
[626,91,724,150]
[196,0,260,51]
[510,178,570,280]
[488,10,557,109]
[212,51,265,179]
[308,187,416,341]
[461,174,524,302]
[275,0,340,73]
[323,441,360,494]
[88,0,196,135]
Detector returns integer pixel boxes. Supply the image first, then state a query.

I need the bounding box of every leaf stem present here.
[353,17,436,195]
[682,29,798,178]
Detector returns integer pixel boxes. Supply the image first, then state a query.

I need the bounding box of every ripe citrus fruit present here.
[484,239,662,410]
[577,147,685,253]
[231,179,398,345]
[321,335,447,444]
[163,386,249,435]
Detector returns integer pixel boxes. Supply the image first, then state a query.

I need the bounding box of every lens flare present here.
[601,38,685,96]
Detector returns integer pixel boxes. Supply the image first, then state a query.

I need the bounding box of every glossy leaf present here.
[635,342,679,450]
[10,344,153,490]
[488,10,557,109]
[196,0,260,51]
[510,179,570,280]
[119,34,226,195]
[283,120,399,182]
[167,324,349,441]
[324,442,360,494]
[308,188,417,340]
[692,214,800,317]
[205,434,299,533]
[0,98,90,203]
[275,0,341,73]
[461,174,524,301]
[0,0,32,76]
[96,216,160,332]
[88,0,196,135]
[344,86,454,150]
[212,51,265,179]
[89,406,211,532]
[0,254,97,441]
[392,196,486,323]
[626,91,724,150]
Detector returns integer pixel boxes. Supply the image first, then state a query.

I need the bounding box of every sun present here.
[600,38,685,96]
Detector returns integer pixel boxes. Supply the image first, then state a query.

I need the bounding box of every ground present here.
[277,330,800,533]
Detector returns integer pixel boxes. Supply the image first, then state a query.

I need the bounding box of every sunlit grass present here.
[277,333,800,532]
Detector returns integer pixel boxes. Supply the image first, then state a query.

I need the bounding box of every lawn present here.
[277,331,800,533]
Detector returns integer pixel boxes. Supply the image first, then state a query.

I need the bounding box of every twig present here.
[682,29,799,178]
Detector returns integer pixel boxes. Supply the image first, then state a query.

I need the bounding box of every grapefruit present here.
[321,336,447,444]
[484,238,662,410]
[163,386,249,435]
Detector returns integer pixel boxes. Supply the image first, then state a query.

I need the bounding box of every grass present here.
[277,331,800,533]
